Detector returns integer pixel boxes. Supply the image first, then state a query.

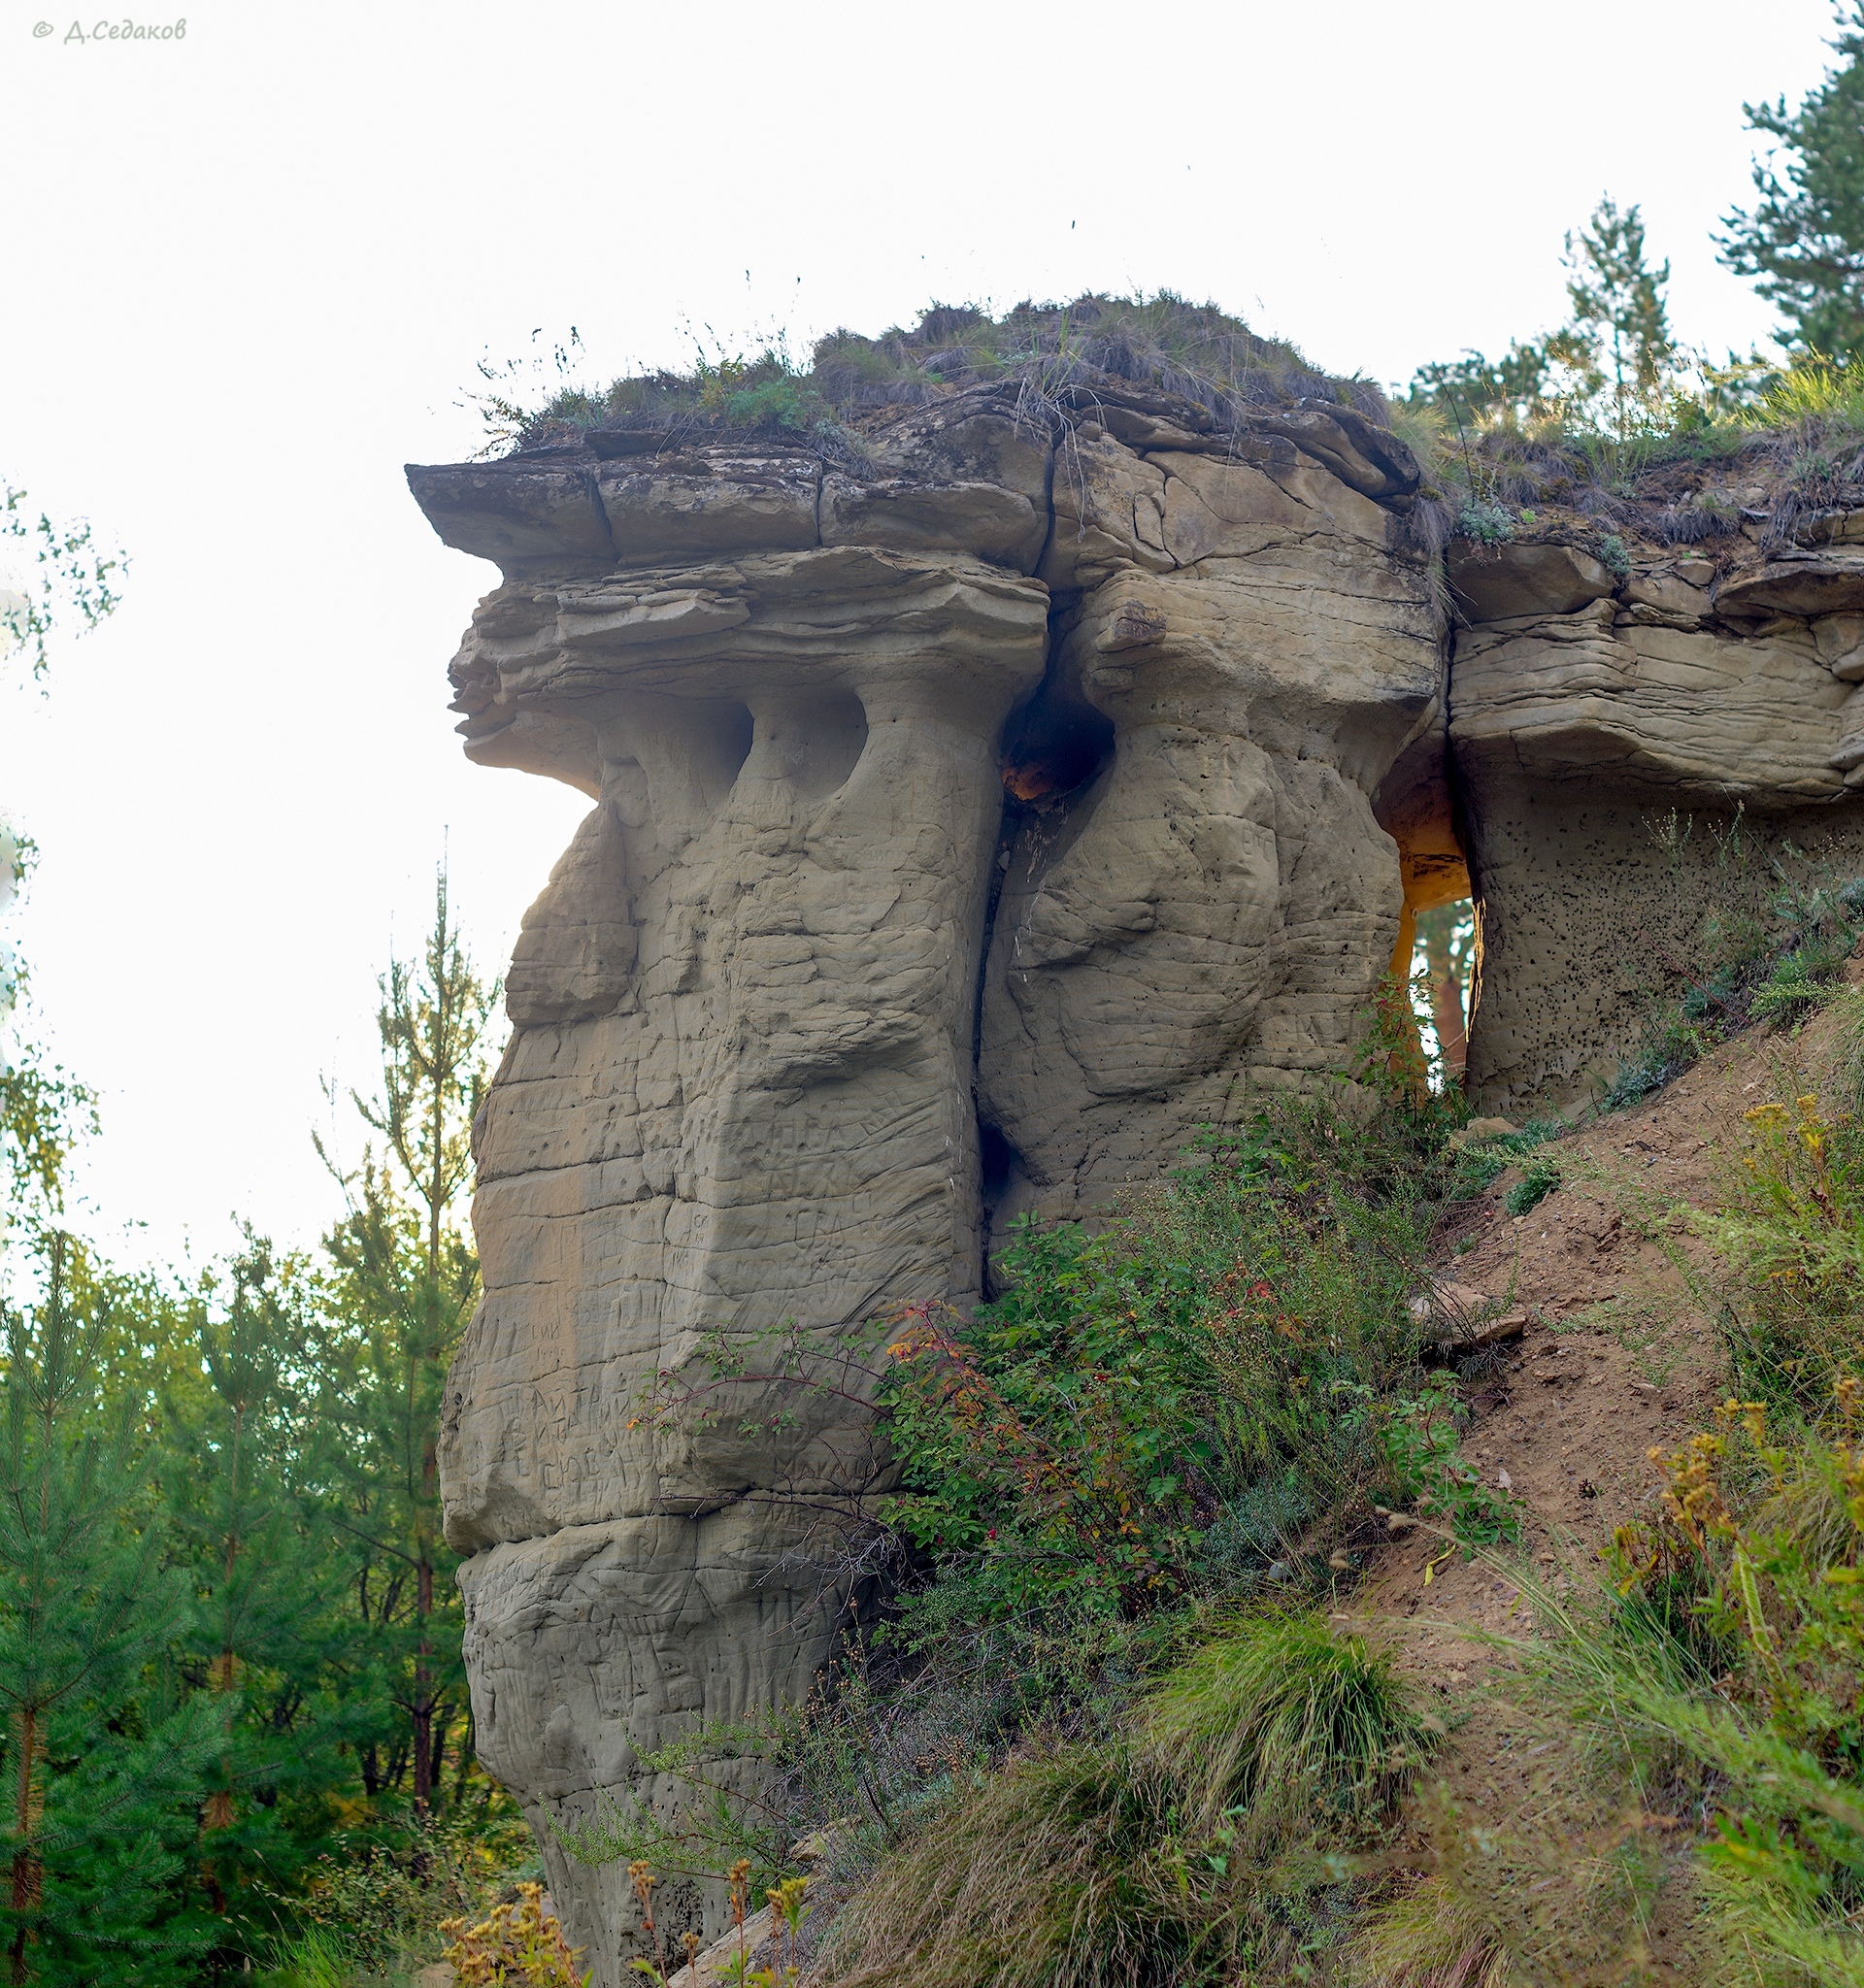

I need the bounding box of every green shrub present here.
[1369,1372,1520,1551]
[1447,1117,1566,1201]
[1751,930,1854,1024]
[1691,1090,1864,1410]
[879,1102,1430,1626]
[279,1812,535,1980]
[1606,1011,1723,1109]
[1592,1387,1864,1986]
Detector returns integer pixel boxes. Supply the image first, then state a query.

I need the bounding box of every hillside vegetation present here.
[603,911,1864,1988]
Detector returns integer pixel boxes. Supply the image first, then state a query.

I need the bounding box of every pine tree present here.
[314,871,497,1817]
[162,1237,348,1947]
[1720,4,1864,357]
[1404,342,1553,430]
[1405,197,1681,440]
[1551,195,1681,440]
[0,1233,215,1984]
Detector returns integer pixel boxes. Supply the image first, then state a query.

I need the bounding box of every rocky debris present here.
[1409,1276,1528,1351]
[1622,560,1714,621]
[1457,1310,1530,1349]
[1714,547,1864,619]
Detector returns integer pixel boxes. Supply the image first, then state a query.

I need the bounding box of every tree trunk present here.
[11,1706,40,1988]
[1419,918,1467,1078]
[413,1557,434,1815]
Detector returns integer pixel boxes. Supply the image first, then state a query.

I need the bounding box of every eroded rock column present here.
[978,412,1445,1234]
[408,381,1446,1975]
[410,419,1048,1975]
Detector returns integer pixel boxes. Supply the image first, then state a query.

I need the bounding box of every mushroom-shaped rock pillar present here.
[408,373,1443,1980]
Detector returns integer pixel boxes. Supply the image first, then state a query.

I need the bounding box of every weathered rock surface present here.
[1448,540,1616,622]
[412,371,1864,1973]
[409,381,1439,1981]
[1451,545,1864,1114]
[980,438,1441,1233]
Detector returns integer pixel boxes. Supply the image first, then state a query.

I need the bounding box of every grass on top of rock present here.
[471,292,1392,456]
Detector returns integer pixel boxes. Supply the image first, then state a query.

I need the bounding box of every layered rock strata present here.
[409,383,1443,1978]
[1449,534,1864,1113]
[414,371,1864,1971]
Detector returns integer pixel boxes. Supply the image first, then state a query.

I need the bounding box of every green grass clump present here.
[257,1813,537,1986]
[1136,1611,1430,1848]
[1503,1152,1562,1217]
[1750,928,1855,1025]
[1750,349,1864,436]
[1448,1117,1567,1201]
[821,1612,1432,1988]
[1348,1876,1516,1987]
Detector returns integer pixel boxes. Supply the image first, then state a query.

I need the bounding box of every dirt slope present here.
[1338,963,1863,1981]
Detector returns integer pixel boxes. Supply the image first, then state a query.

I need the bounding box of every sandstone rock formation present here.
[411,316,1864,1976]
[1449,528,1864,1114]
[409,376,1444,1980]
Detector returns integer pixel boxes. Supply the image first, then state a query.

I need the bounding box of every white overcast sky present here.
[0,0,1844,1272]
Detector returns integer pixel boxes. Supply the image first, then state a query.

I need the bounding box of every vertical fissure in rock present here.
[970,603,1116,1291]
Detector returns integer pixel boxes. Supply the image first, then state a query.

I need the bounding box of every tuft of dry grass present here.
[1348,1875,1517,1988]
[818,1611,1433,1988]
